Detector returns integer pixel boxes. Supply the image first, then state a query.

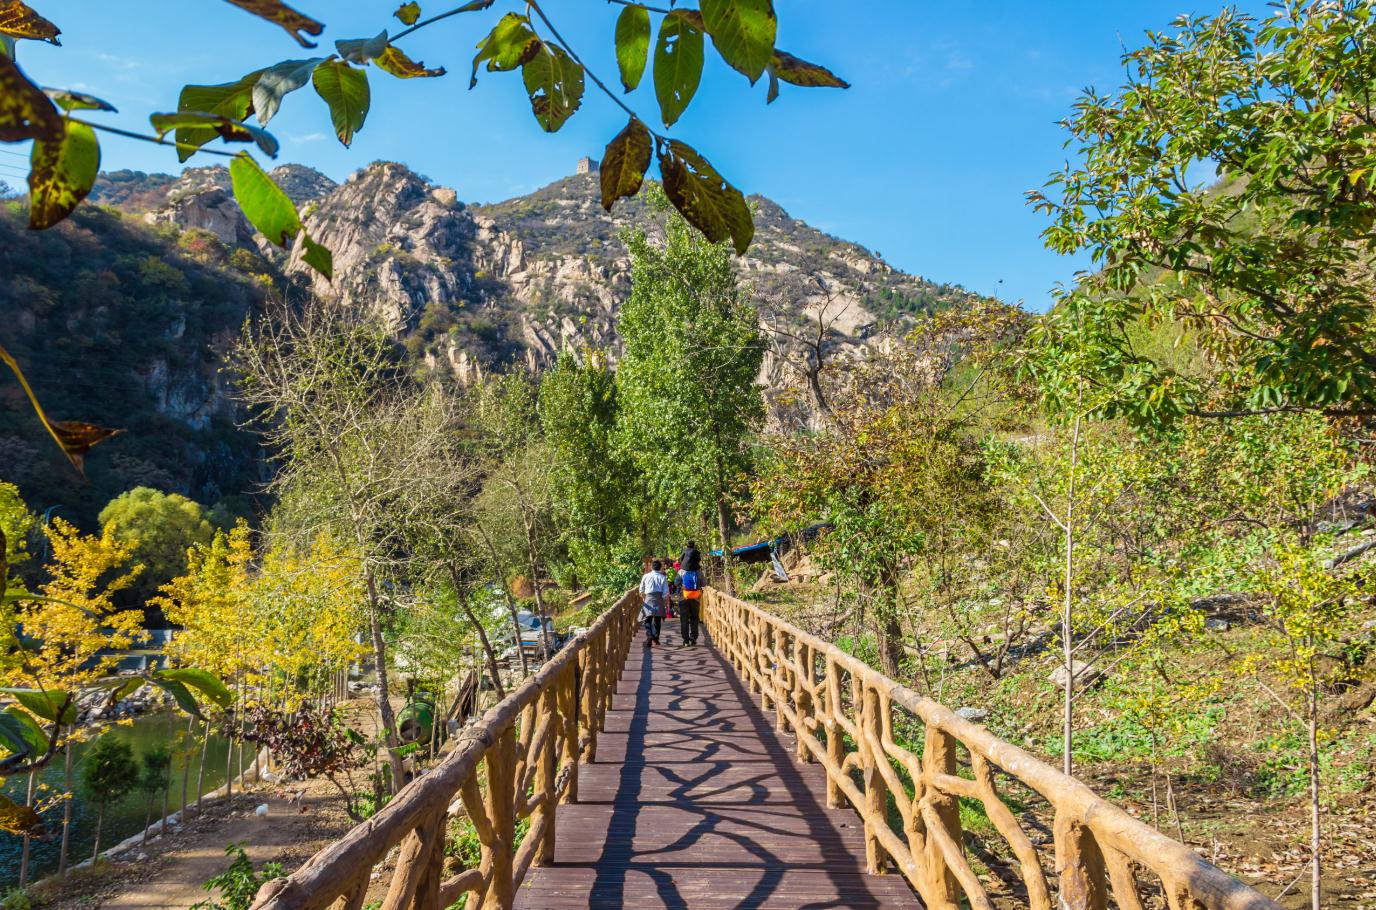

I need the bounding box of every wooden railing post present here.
[481,727,517,910]
[380,808,444,910]
[413,809,447,910]
[793,639,813,764]
[534,686,559,867]
[920,725,963,910]
[1054,811,1109,910]
[558,662,579,805]
[824,655,844,808]
[859,683,890,875]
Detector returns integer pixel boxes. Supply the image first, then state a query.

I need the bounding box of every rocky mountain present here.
[1,159,979,522]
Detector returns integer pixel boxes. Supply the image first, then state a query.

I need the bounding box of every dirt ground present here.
[32,776,355,910]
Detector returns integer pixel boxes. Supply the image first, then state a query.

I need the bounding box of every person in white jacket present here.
[639,560,669,648]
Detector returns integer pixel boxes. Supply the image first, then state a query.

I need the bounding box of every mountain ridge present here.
[1,159,984,523]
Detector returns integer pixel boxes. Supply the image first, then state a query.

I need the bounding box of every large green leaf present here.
[0,0,59,44]
[28,117,98,230]
[335,30,388,64]
[521,44,583,133]
[154,668,233,709]
[151,110,279,158]
[0,687,73,724]
[614,4,650,93]
[3,706,47,754]
[174,71,262,163]
[653,10,703,128]
[375,45,445,79]
[253,56,327,125]
[658,139,753,254]
[312,59,369,146]
[0,51,61,143]
[148,677,203,720]
[222,0,324,48]
[229,152,302,246]
[470,12,540,88]
[766,49,849,103]
[45,88,117,112]
[106,676,145,705]
[301,232,333,279]
[700,0,775,84]
[228,154,331,278]
[600,117,652,212]
[0,712,35,756]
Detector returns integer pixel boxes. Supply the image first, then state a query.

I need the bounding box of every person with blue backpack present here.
[677,541,703,647]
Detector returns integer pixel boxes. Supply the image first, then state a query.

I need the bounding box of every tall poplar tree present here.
[616,194,765,591]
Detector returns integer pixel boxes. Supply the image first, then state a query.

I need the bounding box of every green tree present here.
[471,373,560,659]
[137,743,172,846]
[99,487,214,603]
[1030,1,1376,422]
[79,735,139,862]
[538,350,637,589]
[236,302,459,788]
[617,194,766,590]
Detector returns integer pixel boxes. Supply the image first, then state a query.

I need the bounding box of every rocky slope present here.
[94,160,979,393]
[1,159,979,521]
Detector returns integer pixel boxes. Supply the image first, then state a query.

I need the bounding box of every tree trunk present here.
[523,515,554,660]
[475,522,529,677]
[716,496,736,596]
[179,714,193,822]
[58,738,73,875]
[19,769,35,886]
[195,721,211,813]
[365,569,405,795]
[1308,669,1322,910]
[875,568,906,678]
[143,796,153,847]
[91,803,104,863]
[1061,411,1082,777]
[451,567,506,699]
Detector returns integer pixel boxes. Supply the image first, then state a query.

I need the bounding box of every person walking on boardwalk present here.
[677,542,703,647]
[639,559,669,648]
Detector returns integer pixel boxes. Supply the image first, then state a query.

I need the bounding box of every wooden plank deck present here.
[515,617,923,910]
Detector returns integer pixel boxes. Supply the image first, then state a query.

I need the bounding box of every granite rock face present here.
[114,160,981,425]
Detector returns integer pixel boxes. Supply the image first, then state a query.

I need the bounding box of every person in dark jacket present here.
[677,542,703,647]
[679,541,701,573]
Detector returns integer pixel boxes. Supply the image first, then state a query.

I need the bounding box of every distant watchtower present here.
[576,156,599,175]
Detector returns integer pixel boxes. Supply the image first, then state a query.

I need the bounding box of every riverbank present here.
[29,776,354,910]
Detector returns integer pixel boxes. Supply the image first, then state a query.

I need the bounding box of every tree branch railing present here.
[703,588,1283,910]
[250,589,638,910]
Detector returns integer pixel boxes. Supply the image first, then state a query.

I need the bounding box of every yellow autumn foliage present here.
[4,518,146,698]
[156,522,365,707]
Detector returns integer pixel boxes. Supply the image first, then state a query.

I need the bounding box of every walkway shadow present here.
[574,622,904,910]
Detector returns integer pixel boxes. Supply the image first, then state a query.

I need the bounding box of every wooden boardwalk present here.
[514,618,923,910]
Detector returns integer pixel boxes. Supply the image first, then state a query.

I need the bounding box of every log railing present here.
[250,589,638,910]
[703,588,1283,910]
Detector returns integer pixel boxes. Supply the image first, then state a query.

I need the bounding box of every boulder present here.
[1048,660,1101,690]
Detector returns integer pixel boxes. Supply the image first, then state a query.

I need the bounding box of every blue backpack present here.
[681,570,701,592]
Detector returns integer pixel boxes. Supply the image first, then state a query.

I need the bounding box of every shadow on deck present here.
[514,619,922,910]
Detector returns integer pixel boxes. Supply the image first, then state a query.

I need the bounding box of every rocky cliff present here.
[1,159,978,521]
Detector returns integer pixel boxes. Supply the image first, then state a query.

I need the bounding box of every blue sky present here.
[5,0,1272,310]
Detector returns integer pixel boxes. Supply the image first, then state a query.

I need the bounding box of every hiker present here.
[665,560,679,619]
[678,544,703,647]
[639,559,668,648]
[680,540,702,576]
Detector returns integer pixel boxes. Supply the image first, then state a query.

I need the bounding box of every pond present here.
[1,711,255,889]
